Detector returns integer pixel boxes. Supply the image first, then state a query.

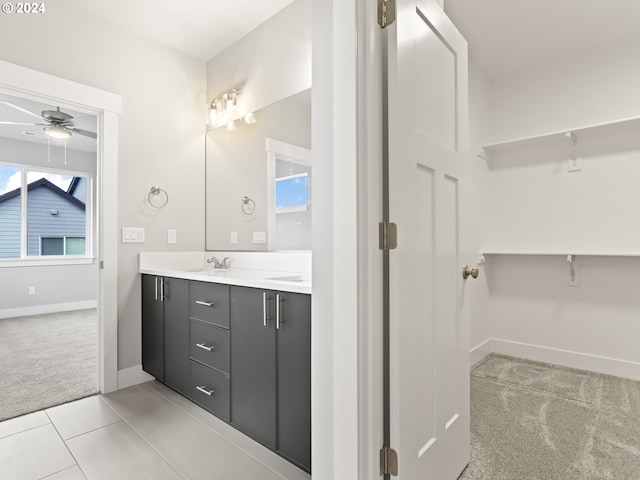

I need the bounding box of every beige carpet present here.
[0,309,98,421]
[459,354,640,479]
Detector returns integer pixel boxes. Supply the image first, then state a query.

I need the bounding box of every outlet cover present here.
[231,231,238,244]
[28,286,36,295]
[168,229,177,244]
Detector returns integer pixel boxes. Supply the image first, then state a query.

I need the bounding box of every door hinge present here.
[380,446,399,476]
[379,222,398,250]
[378,0,396,28]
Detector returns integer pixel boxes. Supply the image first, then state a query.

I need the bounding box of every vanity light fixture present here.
[207,88,256,130]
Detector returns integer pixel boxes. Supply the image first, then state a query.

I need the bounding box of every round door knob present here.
[462,265,479,279]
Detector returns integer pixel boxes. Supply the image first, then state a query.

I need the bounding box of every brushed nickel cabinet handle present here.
[196,343,215,352]
[196,385,215,396]
[276,293,281,330]
[195,300,214,307]
[263,292,269,327]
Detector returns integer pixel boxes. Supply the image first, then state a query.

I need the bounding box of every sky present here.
[0,166,73,195]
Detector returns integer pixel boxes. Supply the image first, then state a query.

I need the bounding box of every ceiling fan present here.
[0,100,97,140]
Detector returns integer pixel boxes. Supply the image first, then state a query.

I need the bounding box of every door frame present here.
[312,0,384,478]
[0,59,121,394]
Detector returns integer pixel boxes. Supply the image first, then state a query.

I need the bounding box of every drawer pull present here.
[196,343,215,352]
[195,300,214,307]
[196,385,215,396]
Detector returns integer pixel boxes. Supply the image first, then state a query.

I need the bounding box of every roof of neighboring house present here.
[67,176,82,196]
[0,178,86,209]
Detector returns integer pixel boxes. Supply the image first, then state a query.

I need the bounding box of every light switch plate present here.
[122,227,145,243]
[168,229,177,244]
[252,231,267,244]
[231,231,238,244]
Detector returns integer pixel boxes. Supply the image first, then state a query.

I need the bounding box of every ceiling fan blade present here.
[0,101,44,121]
[68,127,97,139]
[0,121,42,126]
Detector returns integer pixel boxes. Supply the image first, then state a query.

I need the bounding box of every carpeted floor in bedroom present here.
[0,309,98,421]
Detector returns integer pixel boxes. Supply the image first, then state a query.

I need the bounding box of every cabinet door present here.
[276,292,311,472]
[142,275,164,381]
[230,286,277,449]
[163,278,189,395]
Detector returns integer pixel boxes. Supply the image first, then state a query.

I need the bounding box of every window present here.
[275,172,309,213]
[41,237,86,256]
[0,164,92,261]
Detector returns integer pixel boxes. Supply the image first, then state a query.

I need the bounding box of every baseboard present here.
[469,338,493,368]
[489,338,640,381]
[118,365,155,390]
[0,300,97,319]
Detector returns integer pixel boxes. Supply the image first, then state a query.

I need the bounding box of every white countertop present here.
[139,251,312,294]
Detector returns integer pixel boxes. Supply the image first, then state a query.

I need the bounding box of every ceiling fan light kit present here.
[44,124,71,139]
[0,102,97,140]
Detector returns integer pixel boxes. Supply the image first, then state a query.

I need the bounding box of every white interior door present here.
[388,0,470,478]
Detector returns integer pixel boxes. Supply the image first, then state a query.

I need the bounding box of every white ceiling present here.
[59,0,297,61]
[0,92,97,153]
[444,0,640,79]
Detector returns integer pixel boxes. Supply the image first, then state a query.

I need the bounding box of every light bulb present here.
[208,105,218,125]
[241,112,256,124]
[44,125,71,139]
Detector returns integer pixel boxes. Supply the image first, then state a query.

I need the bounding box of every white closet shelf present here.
[479,115,640,156]
[481,251,640,257]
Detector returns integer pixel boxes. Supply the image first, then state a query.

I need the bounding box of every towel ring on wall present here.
[241,195,255,216]
[148,185,169,209]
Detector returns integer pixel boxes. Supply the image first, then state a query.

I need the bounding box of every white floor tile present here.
[46,396,121,440]
[0,423,75,480]
[146,381,310,480]
[65,421,183,480]
[0,410,50,440]
[41,465,86,480]
[103,383,294,480]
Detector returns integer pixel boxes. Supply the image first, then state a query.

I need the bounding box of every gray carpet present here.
[459,354,640,479]
[0,309,98,421]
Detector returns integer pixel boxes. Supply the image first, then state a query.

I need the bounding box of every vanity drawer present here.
[189,319,230,374]
[190,360,230,421]
[189,281,229,328]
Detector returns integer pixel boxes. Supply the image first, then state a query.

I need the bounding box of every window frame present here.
[0,162,94,267]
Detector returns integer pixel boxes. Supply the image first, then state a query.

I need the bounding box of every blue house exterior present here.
[0,178,86,258]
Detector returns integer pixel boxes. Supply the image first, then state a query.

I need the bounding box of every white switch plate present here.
[28,286,36,295]
[122,227,145,243]
[252,231,267,244]
[168,229,177,244]
[231,231,238,244]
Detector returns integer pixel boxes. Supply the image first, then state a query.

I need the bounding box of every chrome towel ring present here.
[148,185,169,209]
[241,195,255,216]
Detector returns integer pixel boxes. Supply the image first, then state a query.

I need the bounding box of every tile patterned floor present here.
[0,382,310,480]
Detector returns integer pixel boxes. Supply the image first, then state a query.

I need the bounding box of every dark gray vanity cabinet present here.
[230,286,311,473]
[141,274,189,394]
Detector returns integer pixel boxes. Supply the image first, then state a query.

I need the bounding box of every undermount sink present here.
[266,274,310,283]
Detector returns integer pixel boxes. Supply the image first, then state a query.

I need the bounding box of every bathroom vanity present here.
[139,253,311,473]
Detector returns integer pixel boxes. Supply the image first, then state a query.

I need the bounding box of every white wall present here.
[206,0,311,118]
[465,63,492,365]
[476,41,640,378]
[0,5,206,370]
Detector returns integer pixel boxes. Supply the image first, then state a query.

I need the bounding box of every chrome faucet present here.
[207,256,230,269]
